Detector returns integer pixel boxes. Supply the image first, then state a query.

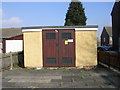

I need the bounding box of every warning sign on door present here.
[65,40,68,45]
[68,39,73,42]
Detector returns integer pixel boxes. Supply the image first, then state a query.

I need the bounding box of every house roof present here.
[0,25,98,40]
[0,28,22,39]
[111,0,120,15]
[104,26,112,37]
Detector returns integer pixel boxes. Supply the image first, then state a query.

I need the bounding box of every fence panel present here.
[98,51,120,70]
[0,51,24,70]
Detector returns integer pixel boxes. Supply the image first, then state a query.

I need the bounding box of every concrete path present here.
[2,65,120,88]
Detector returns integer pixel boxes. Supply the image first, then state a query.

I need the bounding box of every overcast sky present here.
[1,2,114,39]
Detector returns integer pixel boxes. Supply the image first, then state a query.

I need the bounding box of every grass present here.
[26,86,40,88]
[43,67,49,69]
[10,66,80,71]
[57,67,67,70]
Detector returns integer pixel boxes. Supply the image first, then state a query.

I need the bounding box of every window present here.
[110,37,112,41]
[46,57,56,64]
[62,57,72,64]
[46,33,56,40]
[62,32,72,40]
[110,37,112,45]
[104,37,106,42]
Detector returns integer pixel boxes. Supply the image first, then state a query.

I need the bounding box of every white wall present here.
[6,40,23,53]
[0,43,2,53]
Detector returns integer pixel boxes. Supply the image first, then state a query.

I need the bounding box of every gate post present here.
[108,52,110,69]
[97,51,99,65]
[119,52,120,71]
[10,52,13,70]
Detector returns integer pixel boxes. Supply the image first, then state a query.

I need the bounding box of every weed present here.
[84,83,89,86]
[80,76,84,80]
[88,73,92,76]
[93,79,97,82]
[13,65,20,68]
[99,85,103,88]
[104,81,112,85]
[59,82,63,87]
[71,78,75,83]
[80,71,83,73]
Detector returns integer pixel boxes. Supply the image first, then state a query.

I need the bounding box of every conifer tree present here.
[64,0,87,26]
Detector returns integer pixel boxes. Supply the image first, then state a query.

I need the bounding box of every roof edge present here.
[22,25,98,29]
[22,27,98,32]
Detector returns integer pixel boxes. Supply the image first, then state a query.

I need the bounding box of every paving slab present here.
[8,78,51,83]
[62,82,85,88]
[13,82,60,88]
[2,65,120,88]
[5,76,62,79]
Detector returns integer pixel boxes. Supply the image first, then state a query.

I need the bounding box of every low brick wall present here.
[0,51,24,70]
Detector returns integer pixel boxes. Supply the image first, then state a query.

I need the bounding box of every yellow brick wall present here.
[75,31,97,67]
[23,30,97,67]
[23,32,43,67]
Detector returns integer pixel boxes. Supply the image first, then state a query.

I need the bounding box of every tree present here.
[64,0,87,26]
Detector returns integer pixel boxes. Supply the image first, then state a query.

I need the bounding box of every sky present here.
[0,2,115,39]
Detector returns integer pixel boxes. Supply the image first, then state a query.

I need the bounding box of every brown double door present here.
[42,29,75,67]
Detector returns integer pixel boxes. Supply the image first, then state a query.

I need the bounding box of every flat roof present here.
[22,25,98,32]
[22,25,98,29]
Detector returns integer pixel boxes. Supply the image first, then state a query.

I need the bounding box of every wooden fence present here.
[0,51,24,70]
[98,51,120,70]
